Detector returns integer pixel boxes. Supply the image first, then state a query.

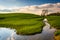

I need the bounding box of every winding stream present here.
[0,18,56,40]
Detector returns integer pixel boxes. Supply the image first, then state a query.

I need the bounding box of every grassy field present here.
[0,13,44,35]
[46,14,60,36]
[0,13,60,36]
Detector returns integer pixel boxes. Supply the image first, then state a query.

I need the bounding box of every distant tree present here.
[41,9,48,16]
[48,12,60,16]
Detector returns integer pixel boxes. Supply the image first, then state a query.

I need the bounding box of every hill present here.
[0,13,60,35]
[0,13,44,35]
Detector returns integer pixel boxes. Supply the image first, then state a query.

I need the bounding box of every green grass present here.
[47,16,60,29]
[0,13,44,35]
[46,15,60,36]
[55,30,60,36]
[0,13,60,35]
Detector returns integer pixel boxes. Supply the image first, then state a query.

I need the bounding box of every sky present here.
[0,0,60,7]
[0,0,60,14]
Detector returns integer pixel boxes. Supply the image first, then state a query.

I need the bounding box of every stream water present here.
[0,18,56,40]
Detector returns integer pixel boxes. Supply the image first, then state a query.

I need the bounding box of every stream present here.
[0,18,56,40]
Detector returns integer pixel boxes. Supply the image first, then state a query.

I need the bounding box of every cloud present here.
[0,5,6,10]
[0,6,19,12]
[15,3,60,15]
[0,3,60,15]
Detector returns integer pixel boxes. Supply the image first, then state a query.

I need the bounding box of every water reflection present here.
[0,18,56,40]
[0,28,16,40]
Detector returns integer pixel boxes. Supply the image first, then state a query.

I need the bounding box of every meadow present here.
[0,13,60,36]
[0,13,44,35]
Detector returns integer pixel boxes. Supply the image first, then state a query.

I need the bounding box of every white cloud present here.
[0,3,60,15]
[0,5,6,10]
[15,3,60,15]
